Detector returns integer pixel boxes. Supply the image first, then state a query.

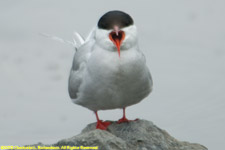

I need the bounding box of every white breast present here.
[73,44,153,111]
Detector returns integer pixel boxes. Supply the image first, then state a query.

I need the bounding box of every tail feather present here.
[40,32,85,51]
[73,32,85,48]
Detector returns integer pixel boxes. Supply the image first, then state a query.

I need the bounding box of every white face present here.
[94,25,138,52]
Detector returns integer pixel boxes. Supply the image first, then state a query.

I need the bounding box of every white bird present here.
[68,10,153,130]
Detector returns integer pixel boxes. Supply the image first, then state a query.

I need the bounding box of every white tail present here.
[73,32,85,48]
[40,32,85,51]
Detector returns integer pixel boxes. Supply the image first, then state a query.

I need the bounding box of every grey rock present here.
[26,119,207,150]
[53,119,207,150]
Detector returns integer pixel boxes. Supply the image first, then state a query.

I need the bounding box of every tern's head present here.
[95,10,138,57]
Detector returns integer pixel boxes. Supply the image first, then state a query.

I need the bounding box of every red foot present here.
[117,117,139,124]
[96,120,111,130]
[117,117,130,124]
[117,108,139,124]
[94,111,111,130]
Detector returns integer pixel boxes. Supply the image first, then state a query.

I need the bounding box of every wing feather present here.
[68,34,95,99]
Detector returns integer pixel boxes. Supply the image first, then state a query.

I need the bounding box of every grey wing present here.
[68,40,94,99]
[68,68,83,99]
[147,68,153,92]
[140,50,153,92]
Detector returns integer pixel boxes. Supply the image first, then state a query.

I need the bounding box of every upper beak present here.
[109,26,125,57]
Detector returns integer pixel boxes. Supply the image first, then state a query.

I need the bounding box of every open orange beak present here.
[109,26,125,57]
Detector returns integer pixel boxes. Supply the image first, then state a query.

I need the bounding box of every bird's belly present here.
[75,50,152,111]
[78,71,151,111]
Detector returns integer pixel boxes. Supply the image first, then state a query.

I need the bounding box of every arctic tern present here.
[68,10,153,130]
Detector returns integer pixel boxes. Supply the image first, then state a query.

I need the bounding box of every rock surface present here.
[52,119,207,150]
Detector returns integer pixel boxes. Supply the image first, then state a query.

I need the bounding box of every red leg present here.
[117,108,129,123]
[117,108,138,124]
[95,111,111,130]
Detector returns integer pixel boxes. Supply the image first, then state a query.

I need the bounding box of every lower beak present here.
[109,30,125,57]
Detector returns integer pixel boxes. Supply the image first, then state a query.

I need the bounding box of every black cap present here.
[98,10,134,30]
